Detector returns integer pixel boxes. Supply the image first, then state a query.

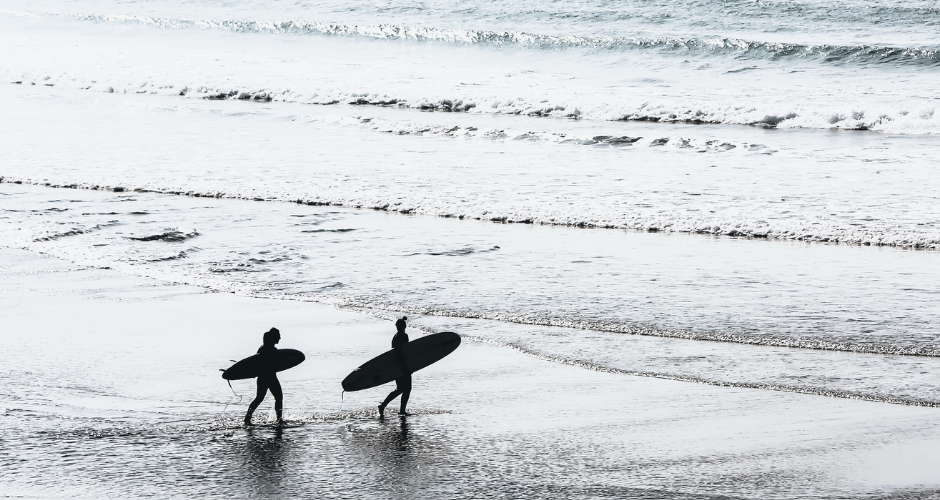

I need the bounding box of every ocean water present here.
[2,0,940,496]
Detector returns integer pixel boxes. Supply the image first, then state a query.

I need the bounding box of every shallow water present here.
[3,249,939,499]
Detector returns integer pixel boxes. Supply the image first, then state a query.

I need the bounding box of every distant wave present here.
[71,13,940,68]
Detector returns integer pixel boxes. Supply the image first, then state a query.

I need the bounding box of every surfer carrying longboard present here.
[341,321,459,414]
[244,327,284,426]
[378,317,411,418]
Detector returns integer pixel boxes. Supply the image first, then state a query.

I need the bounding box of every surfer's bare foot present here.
[377,404,386,419]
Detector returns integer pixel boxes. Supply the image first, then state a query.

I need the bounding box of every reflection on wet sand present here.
[242,426,289,496]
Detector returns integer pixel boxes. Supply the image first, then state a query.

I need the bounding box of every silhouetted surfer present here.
[245,327,284,426]
[379,317,411,418]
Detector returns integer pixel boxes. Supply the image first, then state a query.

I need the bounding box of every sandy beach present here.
[3,246,939,499]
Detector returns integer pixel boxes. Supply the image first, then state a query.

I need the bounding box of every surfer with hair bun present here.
[378,317,411,418]
[244,327,284,426]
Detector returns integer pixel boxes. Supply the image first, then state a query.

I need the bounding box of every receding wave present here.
[71,13,940,68]
[355,308,940,407]
[464,335,940,407]
[333,299,940,357]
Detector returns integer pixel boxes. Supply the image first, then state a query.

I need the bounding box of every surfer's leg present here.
[269,376,284,423]
[398,375,412,415]
[379,388,402,418]
[400,390,410,415]
[380,389,402,407]
[245,379,268,425]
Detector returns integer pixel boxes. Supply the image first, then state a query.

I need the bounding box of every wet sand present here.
[2,246,940,499]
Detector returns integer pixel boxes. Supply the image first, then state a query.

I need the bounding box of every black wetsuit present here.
[246,343,282,423]
[392,331,412,392]
[380,331,411,413]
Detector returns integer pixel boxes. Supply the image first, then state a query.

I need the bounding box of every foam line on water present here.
[3,177,938,251]
[343,115,775,154]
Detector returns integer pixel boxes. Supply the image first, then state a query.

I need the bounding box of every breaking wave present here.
[8,73,940,135]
